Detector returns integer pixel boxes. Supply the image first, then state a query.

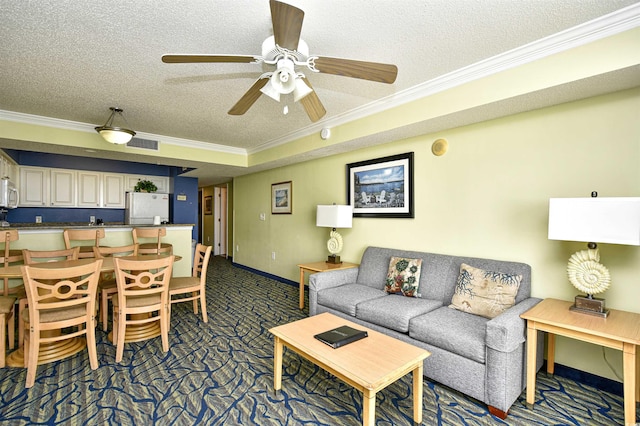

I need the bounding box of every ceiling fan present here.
[162,0,398,122]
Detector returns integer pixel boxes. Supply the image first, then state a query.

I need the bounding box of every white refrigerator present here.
[124,192,170,225]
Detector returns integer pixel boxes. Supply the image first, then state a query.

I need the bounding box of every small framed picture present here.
[347,152,414,218]
[271,181,292,214]
[204,195,212,215]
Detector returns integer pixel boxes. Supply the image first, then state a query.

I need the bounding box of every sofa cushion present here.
[385,257,423,297]
[317,284,387,317]
[449,263,522,319]
[356,295,442,333]
[409,307,488,363]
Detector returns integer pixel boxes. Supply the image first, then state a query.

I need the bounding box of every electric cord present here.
[602,347,622,381]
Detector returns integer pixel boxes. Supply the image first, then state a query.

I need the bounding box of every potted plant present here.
[134,179,158,193]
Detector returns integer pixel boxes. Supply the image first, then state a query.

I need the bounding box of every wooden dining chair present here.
[22,247,80,265]
[63,228,107,259]
[132,228,172,255]
[1,230,24,296]
[112,255,174,362]
[0,295,17,368]
[20,259,103,387]
[92,244,138,331]
[19,247,81,348]
[168,244,212,326]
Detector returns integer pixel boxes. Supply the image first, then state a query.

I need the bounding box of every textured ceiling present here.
[0,0,638,185]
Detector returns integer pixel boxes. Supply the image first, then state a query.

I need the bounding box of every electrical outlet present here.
[35,216,42,223]
[259,213,266,221]
[271,251,276,260]
[90,215,96,223]
[236,245,239,252]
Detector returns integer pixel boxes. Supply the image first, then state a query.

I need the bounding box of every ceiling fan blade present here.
[270,0,304,51]
[312,56,398,84]
[228,77,269,116]
[298,79,326,122]
[162,54,260,64]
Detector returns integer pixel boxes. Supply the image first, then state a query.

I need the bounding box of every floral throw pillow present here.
[449,263,522,319]
[385,257,423,297]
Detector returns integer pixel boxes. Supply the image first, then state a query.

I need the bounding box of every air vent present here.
[127,137,159,151]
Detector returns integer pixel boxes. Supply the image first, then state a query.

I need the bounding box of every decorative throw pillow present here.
[449,263,522,319]
[385,257,423,297]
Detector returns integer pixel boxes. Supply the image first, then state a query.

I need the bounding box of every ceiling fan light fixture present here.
[270,58,296,94]
[260,80,281,102]
[293,77,312,102]
[95,107,136,144]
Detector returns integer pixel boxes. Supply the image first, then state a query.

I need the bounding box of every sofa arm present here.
[486,297,542,352]
[309,268,359,293]
[308,268,359,316]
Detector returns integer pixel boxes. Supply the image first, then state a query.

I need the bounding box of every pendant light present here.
[95,107,136,144]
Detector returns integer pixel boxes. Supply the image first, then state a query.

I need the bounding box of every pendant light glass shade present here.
[95,107,136,144]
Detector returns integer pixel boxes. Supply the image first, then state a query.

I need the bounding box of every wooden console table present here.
[296,261,358,310]
[521,298,639,425]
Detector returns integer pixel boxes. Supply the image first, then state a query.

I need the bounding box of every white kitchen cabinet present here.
[19,166,168,208]
[126,175,169,193]
[19,167,49,206]
[77,172,101,207]
[0,152,18,182]
[50,169,76,207]
[102,173,125,208]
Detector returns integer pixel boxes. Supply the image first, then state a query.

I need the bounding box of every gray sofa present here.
[309,246,543,418]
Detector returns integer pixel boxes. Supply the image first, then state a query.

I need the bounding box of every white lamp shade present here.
[293,78,313,102]
[260,80,281,102]
[316,205,353,229]
[548,197,640,246]
[97,129,134,144]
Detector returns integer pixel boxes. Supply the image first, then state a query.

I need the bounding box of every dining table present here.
[0,254,180,368]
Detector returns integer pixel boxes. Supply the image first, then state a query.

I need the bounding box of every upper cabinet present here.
[19,167,49,207]
[103,174,125,208]
[20,167,77,207]
[50,169,76,207]
[77,172,101,207]
[126,175,169,194]
[0,151,18,182]
[18,167,168,209]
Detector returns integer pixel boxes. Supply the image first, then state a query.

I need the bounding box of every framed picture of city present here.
[347,152,414,218]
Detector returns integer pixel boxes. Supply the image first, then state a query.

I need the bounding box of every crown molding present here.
[248,3,640,154]
[0,110,247,155]
[1,4,637,158]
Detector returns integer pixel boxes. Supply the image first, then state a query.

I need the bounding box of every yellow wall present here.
[233,87,640,381]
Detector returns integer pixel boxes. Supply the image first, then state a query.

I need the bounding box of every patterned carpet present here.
[0,256,632,425]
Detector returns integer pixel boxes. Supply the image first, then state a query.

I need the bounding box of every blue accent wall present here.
[4,150,199,239]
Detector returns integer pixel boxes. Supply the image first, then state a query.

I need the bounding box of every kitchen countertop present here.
[2,223,194,230]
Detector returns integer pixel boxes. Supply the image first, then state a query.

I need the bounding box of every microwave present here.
[0,177,18,209]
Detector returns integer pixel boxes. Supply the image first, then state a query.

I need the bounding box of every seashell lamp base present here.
[326,254,342,264]
[569,295,610,317]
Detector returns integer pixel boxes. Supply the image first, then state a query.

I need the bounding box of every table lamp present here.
[316,205,353,264]
[548,194,640,317]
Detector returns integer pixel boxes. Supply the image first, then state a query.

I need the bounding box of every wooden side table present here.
[296,261,358,310]
[521,298,640,426]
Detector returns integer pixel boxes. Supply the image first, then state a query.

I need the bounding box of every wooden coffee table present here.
[270,312,430,426]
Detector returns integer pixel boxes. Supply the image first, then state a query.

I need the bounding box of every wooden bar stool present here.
[132,228,172,255]
[63,228,106,259]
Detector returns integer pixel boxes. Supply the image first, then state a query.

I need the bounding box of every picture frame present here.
[347,152,414,218]
[271,181,292,214]
[204,195,212,215]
